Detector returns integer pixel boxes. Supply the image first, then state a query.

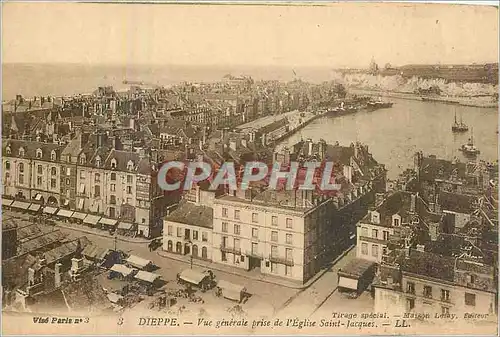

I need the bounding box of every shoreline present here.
[349,88,498,108]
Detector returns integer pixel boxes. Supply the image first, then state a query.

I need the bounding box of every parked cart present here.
[177,269,216,291]
[215,280,247,303]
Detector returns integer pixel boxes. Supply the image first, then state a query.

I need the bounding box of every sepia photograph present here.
[1,1,499,335]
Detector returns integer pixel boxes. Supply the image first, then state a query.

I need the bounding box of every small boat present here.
[459,129,480,156]
[366,98,394,111]
[451,110,468,132]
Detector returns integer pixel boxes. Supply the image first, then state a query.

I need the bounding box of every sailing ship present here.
[460,128,480,156]
[451,109,468,132]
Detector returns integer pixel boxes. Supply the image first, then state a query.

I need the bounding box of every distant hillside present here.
[336,63,498,85]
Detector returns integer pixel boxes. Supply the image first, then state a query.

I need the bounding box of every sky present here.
[2,2,498,67]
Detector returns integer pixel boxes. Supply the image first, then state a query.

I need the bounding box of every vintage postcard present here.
[1,1,498,336]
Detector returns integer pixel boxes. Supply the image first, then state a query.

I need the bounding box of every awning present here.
[135,271,160,283]
[125,255,151,269]
[28,204,41,212]
[179,269,207,285]
[338,276,359,291]
[99,218,118,226]
[118,222,134,230]
[43,206,58,215]
[110,264,135,277]
[11,201,31,210]
[34,194,43,201]
[2,199,13,207]
[57,209,74,218]
[83,215,101,225]
[71,212,87,220]
[217,280,246,301]
[78,199,84,210]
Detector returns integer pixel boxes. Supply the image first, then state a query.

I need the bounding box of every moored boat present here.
[459,128,480,157]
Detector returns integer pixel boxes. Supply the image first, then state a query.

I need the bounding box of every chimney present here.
[375,192,384,207]
[55,263,62,288]
[410,194,416,213]
[307,139,313,156]
[416,244,425,252]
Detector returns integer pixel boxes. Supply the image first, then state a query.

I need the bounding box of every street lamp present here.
[188,240,193,269]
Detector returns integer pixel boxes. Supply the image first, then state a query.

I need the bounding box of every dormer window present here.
[6,146,11,155]
[36,148,43,159]
[370,210,380,224]
[80,154,86,165]
[127,160,134,171]
[18,147,25,157]
[111,158,117,169]
[95,155,101,168]
[392,214,401,227]
[50,150,56,161]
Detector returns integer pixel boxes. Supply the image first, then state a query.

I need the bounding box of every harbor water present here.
[278,98,498,179]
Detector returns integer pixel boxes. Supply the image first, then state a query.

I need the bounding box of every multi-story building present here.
[212,189,339,284]
[163,185,216,260]
[2,139,66,206]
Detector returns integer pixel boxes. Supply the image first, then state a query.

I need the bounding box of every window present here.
[127,161,134,171]
[18,148,25,157]
[252,213,258,223]
[222,251,227,262]
[37,177,42,186]
[111,172,116,181]
[406,282,415,294]
[286,234,292,244]
[233,224,240,235]
[271,245,278,257]
[193,230,198,240]
[286,218,293,229]
[6,147,11,155]
[222,207,228,217]
[252,228,258,239]
[394,218,400,226]
[5,161,10,170]
[271,262,278,273]
[127,175,133,184]
[383,230,390,240]
[465,293,476,306]
[36,149,42,158]
[177,227,182,237]
[361,242,368,255]
[51,167,57,176]
[109,207,115,218]
[19,163,24,173]
[111,159,117,169]
[222,222,228,233]
[372,244,379,257]
[372,229,378,239]
[110,184,116,192]
[142,218,145,224]
[95,173,100,182]
[202,232,208,242]
[66,167,71,176]
[361,227,368,237]
[272,216,278,226]
[234,238,240,249]
[18,173,24,185]
[441,289,450,302]
[80,156,86,165]
[251,242,258,254]
[467,274,476,285]
[126,198,132,204]
[110,195,116,205]
[37,165,43,175]
[271,231,278,242]
[407,298,415,310]
[234,210,240,220]
[95,156,101,167]
[222,236,228,247]
[167,225,173,236]
[127,186,132,194]
[441,307,449,315]
[423,285,433,298]
[50,151,56,161]
[66,178,70,185]
[51,178,57,189]
[94,185,100,197]
[80,171,85,179]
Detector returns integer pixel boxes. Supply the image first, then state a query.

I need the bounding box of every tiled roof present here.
[402,250,455,282]
[3,139,66,162]
[164,200,213,229]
